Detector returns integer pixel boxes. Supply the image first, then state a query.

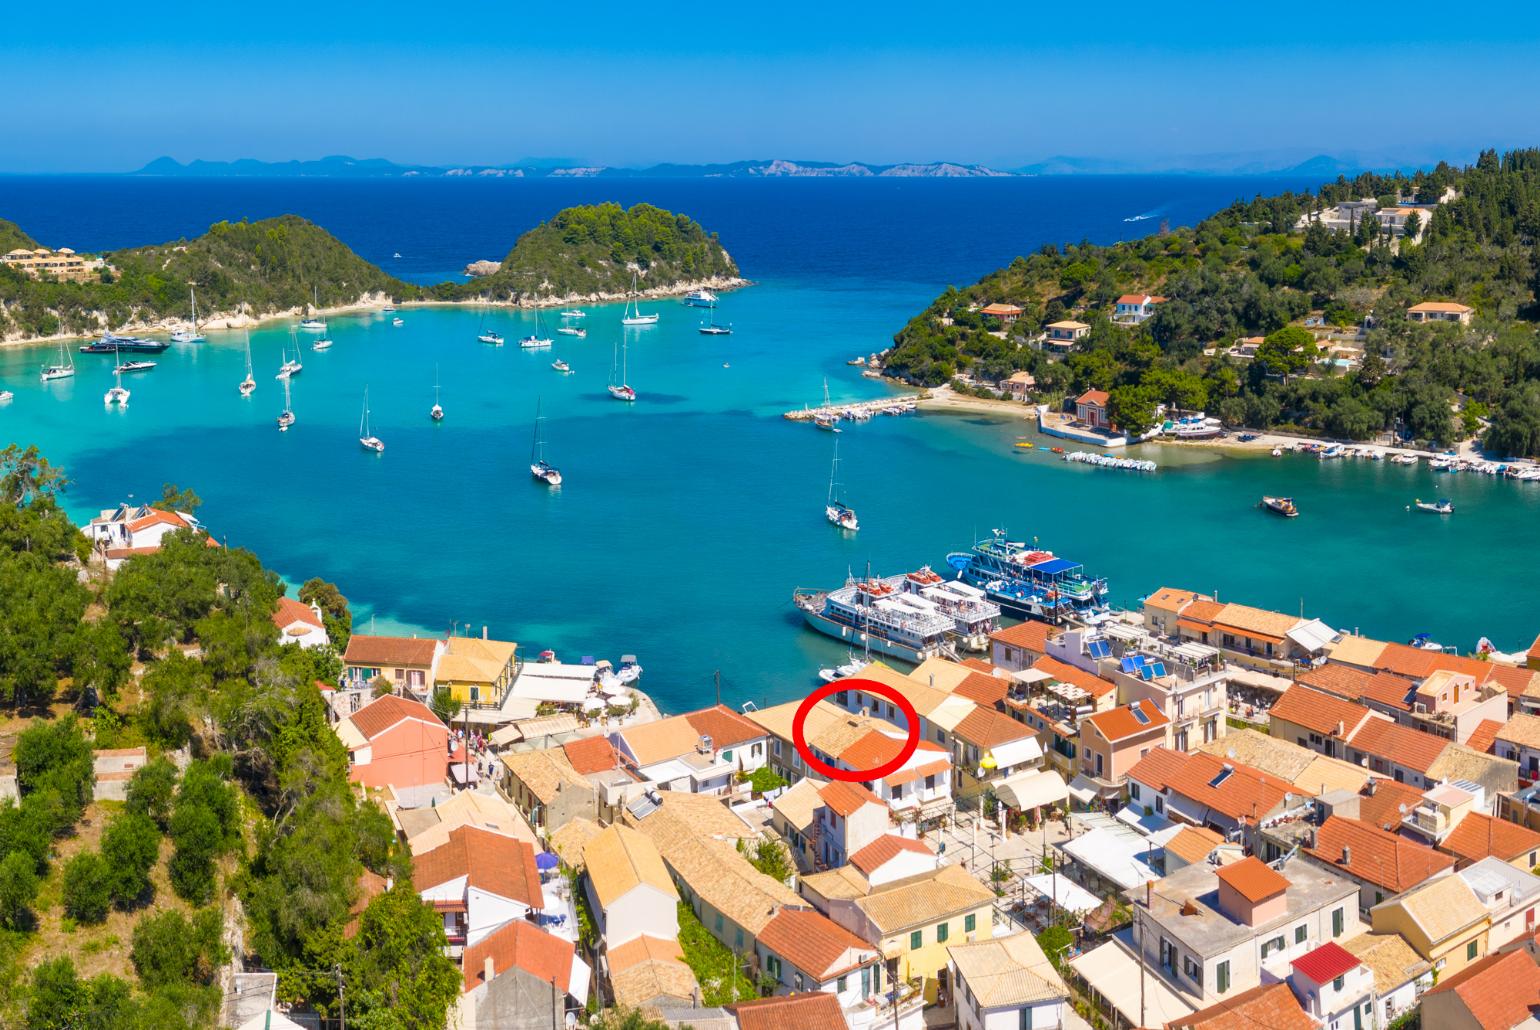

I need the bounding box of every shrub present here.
[62,851,112,923]
[126,757,179,830]
[101,811,161,906]
[0,849,40,928]
[131,908,227,988]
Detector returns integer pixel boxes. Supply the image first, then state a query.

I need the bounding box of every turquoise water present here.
[2,174,1538,712]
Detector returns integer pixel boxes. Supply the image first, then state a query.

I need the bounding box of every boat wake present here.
[1123,206,1165,223]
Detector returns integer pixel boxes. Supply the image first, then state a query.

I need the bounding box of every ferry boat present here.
[41,344,74,382]
[1261,496,1298,517]
[1412,498,1453,514]
[82,333,168,354]
[944,530,1108,622]
[793,573,958,664]
[170,287,206,343]
[114,359,156,374]
[896,566,1001,651]
[683,288,718,307]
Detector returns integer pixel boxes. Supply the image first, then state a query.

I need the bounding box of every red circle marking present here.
[792,677,920,783]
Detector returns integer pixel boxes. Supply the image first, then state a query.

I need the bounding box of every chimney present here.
[484,955,495,985]
[1306,827,1317,849]
[482,625,488,640]
[1366,776,1377,796]
[1341,844,1352,865]
[1334,720,1345,738]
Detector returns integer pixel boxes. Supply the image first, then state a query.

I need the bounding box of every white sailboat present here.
[477,309,504,345]
[103,343,130,406]
[299,286,327,331]
[359,389,384,452]
[520,308,553,349]
[276,376,295,431]
[430,366,444,421]
[530,399,562,486]
[621,273,659,326]
[825,438,859,531]
[276,330,303,379]
[170,286,206,343]
[607,336,636,401]
[41,342,74,382]
[239,333,256,395]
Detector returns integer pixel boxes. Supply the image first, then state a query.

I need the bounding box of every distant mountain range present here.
[128,151,1443,180]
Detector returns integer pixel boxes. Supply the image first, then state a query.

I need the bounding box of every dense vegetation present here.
[1,202,738,340]
[431,201,739,301]
[889,148,1540,455]
[0,446,458,1029]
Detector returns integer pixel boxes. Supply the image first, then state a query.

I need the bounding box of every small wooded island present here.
[0,202,742,343]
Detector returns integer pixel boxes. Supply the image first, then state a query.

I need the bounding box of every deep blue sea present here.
[4,174,1537,712]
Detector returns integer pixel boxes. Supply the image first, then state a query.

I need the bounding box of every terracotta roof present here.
[1394,873,1487,944]
[1270,685,1373,738]
[1083,700,1168,744]
[1075,389,1109,406]
[1144,587,1207,613]
[988,620,1058,652]
[1408,301,1474,314]
[854,864,994,934]
[607,934,685,974]
[462,918,573,993]
[562,736,621,775]
[1167,981,1314,1030]
[125,508,193,533]
[606,935,698,1008]
[1299,663,1406,703]
[1031,656,1116,699]
[684,704,768,750]
[348,694,443,740]
[1496,713,1540,751]
[642,833,800,935]
[1342,932,1431,995]
[1422,947,1540,1029]
[1348,718,1449,774]
[1180,598,1225,624]
[549,817,603,868]
[1372,642,1493,682]
[953,706,1034,748]
[617,714,709,766]
[1439,812,1540,866]
[500,747,590,804]
[1215,856,1289,903]
[1115,294,1151,305]
[953,671,1010,707]
[1530,633,1540,663]
[1291,941,1362,983]
[946,934,1067,1008]
[1212,602,1297,643]
[818,779,884,817]
[343,634,438,668]
[727,993,848,1030]
[414,826,542,907]
[1164,825,1224,865]
[980,302,1023,316]
[848,835,934,876]
[1307,816,1454,893]
[582,824,676,909]
[1357,779,1427,832]
[273,596,323,631]
[838,730,908,771]
[1489,664,1540,700]
[1467,719,1504,755]
[1125,746,1190,792]
[1133,748,1294,823]
[757,907,875,980]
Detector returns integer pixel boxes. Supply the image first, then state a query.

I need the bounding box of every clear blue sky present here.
[7,0,1540,172]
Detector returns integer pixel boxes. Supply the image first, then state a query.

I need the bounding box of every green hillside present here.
[887,148,1540,456]
[0,218,38,253]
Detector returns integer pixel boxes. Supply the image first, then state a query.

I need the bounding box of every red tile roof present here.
[988,620,1058,653]
[1307,816,1454,893]
[1356,779,1426,832]
[1032,656,1116,699]
[1467,719,1505,755]
[1167,981,1314,1030]
[1422,947,1540,1029]
[1439,812,1540,866]
[684,705,767,750]
[273,596,323,631]
[818,780,883,817]
[1115,294,1150,306]
[756,907,874,980]
[343,634,439,668]
[848,835,934,876]
[1076,389,1109,406]
[1291,941,1362,984]
[1348,718,1449,774]
[1125,746,1191,792]
[839,730,907,772]
[462,918,574,993]
[1373,642,1495,682]
[1083,700,1169,744]
[1146,749,1296,824]
[1180,599,1226,624]
[562,736,621,775]
[728,992,849,1030]
[1488,664,1540,700]
[348,693,443,740]
[125,508,194,533]
[953,671,1009,707]
[1270,685,1373,738]
[953,705,1033,748]
[1216,856,1290,903]
[414,826,542,907]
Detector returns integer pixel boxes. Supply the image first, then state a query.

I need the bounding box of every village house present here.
[1285,941,1376,1030]
[978,302,1023,325]
[85,503,206,570]
[341,634,443,697]
[987,620,1060,672]
[1457,858,1540,950]
[271,596,329,650]
[1043,319,1089,349]
[605,935,699,1012]
[946,932,1069,1030]
[809,780,892,869]
[610,704,768,793]
[1298,664,1509,746]
[1124,746,1301,838]
[335,693,449,790]
[1341,932,1433,1027]
[728,993,853,1030]
[1407,300,1474,325]
[1268,685,1380,761]
[1302,815,1455,913]
[394,789,535,856]
[1165,982,1314,1030]
[1074,389,1111,430]
[1165,597,1337,673]
[457,919,592,1030]
[582,824,679,949]
[745,698,908,787]
[1369,873,1490,980]
[999,370,1035,401]
[1419,947,1540,1030]
[755,907,884,1011]
[1,245,103,281]
[1496,713,1540,779]
[498,746,601,831]
[1111,293,1166,325]
[435,635,518,710]
[1439,809,1540,870]
[1141,588,1209,638]
[414,825,545,950]
[1076,700,1170,803]
[1094,633,1230,751]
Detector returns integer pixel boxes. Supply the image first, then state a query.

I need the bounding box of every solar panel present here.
[1138,665,1155,681]
[1088,640,1112,660]
[1120,656,1139,674]
[1131,704,1150,724]
[1149,662,1167,678]
[1209,767,1233,788]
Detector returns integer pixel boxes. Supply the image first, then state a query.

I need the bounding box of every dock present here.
[782,396,918,425]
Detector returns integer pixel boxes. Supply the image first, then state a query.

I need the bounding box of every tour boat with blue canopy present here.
[945,529,1108,622]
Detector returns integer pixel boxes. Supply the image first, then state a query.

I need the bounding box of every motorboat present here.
[683,288,718,307]
[818,654,871,683]
[1261,496,1298,517]
[560,309,586,319]
[82,333,167,354]
[391,317,404,327]
[557,326,586,337]
[1412,498,1454,514]
[115,360,156,373]
[312,337,333,351]
[552,359,572,374]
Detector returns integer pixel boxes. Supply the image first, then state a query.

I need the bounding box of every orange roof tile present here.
[953,671,1009,707]
[462,918,573,993]
[1373,642,1493,682]
[728,993,849,1030]
[607,934,685,973]
[1270,685,1374,737]
[1348,718,1448,775]
[1181,598,1225,623]
[818,780,883,817]
[953,706,1033,748]
[1488,664,1540,700]
[1143,587,1206,613]
[1164,825,1224,865]
[1291,941,1362,984]
[756,908,875,980]
[562,736,621,775]
[1167,981,1314,1030]
[1032,656,1116,699]
[1215,856,1289,903]
[1421,947,1540,1029]
[1357,779,1426,832]
[1439,812,1540,866]
[1307,816,1454,893]
[1083,700,1169,744]
[685,705,768,750]
[1125,747,1190,792]
[1075,389,1109,406]
[988,620,1058,652]
[343,634,438,668]
[848,835,934,876]
[348,693,443,740]
[1163,751,1295,823]
[273,596,323,631]
[414,826,542,907]
[1466,719,1504,756]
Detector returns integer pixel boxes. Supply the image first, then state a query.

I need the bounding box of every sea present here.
[2,174,1537,714]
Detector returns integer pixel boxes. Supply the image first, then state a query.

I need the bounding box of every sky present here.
[7,0,1540,173]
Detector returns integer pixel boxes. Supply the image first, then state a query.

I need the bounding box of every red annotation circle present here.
[792,677,920,783]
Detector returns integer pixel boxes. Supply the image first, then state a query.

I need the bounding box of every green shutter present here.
[965,914,977,933]
[937,922,949,943]
[910,930,923,949]
[1217,961,1230,994]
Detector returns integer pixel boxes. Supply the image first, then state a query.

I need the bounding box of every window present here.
[1159,937,1174,972]
[774,739,783,756]
[937,922,949,943]
[837,975,847,993]
[1261,935,1285,958]
[1333,975,1344,991]
[890,786,902,801]
[752,742,763,758]
[793,974,803,991]
[965,914,976,933]
[1216,961,1230,994]
[1332,907,1345,938]
[1295,925,1307,944]
[1019,1009,1032,1030]
[1095,752,1105,776]
[836,691,849,706]
[736,928,744,949]
[1130,782,1141,800]
[1183,955,1201,983]
[910,930,923,949]
[469,686,480,703]
[925,775,936,791]
[715,913,724,933]
[1155,796,1165,814]
[1468,940,1479,961]
[722,749,734,762]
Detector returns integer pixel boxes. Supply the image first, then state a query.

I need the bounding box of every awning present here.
[1169,641,1219,663]
[985,736,1044,772]
[1060,826,1162,891]
[1116,805,1175,836]
[1287,618,1338,654]
[1022,873,1101,914]
[510,665,595,705]
[1070,932,1195,1028]
[995,769,1068,811]
[489,724,523,748]
[1067,774,1102,806]
[449,764,480,785]
[582,697,605,712]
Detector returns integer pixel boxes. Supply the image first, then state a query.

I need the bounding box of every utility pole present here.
[335,965,346,1030]
[550,975,558,1030]
[1139,881,1151,1030]
[715,669,721,707]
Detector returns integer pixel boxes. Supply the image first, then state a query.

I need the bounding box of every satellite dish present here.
[1398,804,1408,814]
[1226,749,1237,761]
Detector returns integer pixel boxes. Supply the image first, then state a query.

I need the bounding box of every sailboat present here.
[529,399,562,486]
[299,286,327,331]
[276,376,295,431]
[430,367,444,421]
[814,378,840,432]
[698,309,732,335]
[358,389,384,452]
[607,337,636,402]
[276,330,303,379]
[520,308,552,349]
[477,309,504,346]
[103,343,130,406]
[170,286,206,343]
[825,438,860,531]
[40,342,74,382]
[239,333,256,395]
[621,273,659,326]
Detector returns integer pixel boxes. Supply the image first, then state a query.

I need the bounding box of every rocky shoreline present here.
[0,276,751,350]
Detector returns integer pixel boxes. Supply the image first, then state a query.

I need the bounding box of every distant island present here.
[0,202,741,343]
[885,147,1540,458]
